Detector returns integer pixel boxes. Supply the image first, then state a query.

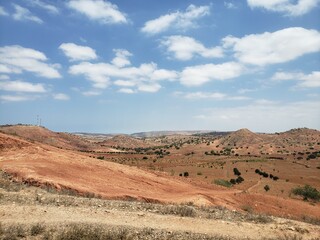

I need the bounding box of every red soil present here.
[0,132,319,221]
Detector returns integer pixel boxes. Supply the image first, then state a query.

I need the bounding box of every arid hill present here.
[0,130,320,221]
[218,128,267,146]
[101,134,158,148]
[0,125,96,151]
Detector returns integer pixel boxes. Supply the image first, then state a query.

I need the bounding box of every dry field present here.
[0,125,319,239]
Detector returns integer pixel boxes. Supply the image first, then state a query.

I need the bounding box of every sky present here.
[0,0,319,133]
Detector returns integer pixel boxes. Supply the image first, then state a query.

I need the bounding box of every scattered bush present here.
[230,179,236,185]
[96,156,104,160]
[233,168,241,176]
[292,185,320,201]
[236,176,244,184]
[264,185,270,192]
[183,172,189,177]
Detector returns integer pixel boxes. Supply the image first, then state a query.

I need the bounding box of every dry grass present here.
[0,223,249,240]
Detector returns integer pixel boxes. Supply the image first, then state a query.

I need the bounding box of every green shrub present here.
[214,179,233,188]
[292,185,320,201]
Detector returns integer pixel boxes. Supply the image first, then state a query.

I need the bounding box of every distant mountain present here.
[131,130,212,138]
[100,134,158,148]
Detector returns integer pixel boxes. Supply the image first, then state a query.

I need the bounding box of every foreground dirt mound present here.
[0,132,319,221]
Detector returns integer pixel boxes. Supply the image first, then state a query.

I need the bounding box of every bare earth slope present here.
[0,125,95,151]
[1,132,320,221]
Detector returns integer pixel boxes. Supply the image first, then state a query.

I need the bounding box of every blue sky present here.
[0,0,319,133]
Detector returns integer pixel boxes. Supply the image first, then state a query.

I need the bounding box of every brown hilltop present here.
[218,128,267,146]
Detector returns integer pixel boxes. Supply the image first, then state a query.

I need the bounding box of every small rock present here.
[287,226,295,231]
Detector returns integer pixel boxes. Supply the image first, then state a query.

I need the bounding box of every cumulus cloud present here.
[12,4,43,24]
[0,80,46,92]
[141,4,210,35]
[272,71,320,88]
[67,0,127,24]
[247,0,320,16]
[161,35,223,61]
[28,0,59,14]
[111,49,132,67]
[53,93,70,100]
[118,88,135,94]
[137,83,161,93]
[223,27,320,66]
[59,43,98,61]
[0,45,61,78]
[69,61,178,91]
[194,100,320,132]
[180,62,244,86]
[69,50,178,93]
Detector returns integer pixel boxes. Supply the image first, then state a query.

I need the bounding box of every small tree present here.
[292,185,320,201]
[230,179,236,185]
[233,168,241,176]
[183,172,189,177]
[264,185,270,192]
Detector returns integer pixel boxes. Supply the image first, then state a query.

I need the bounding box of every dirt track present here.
[1,203,319,239]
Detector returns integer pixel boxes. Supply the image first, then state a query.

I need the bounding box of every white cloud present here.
[0,6,9,16]
[272,71,320,88]
[178,91,226,99]
[175,91,250,100]
[141,4,210,35]
[118,88,135,94]
[0,94,38,102]
[114,80,136,87]
[82,90,102,96]
[67,0,127,24]
[69,51,178,92]
[194,100,320,132]
[69,62,111,89]
[111,49,132,67]
[138,83,161,93]
[0,80,46,93]
[180,62,244,86]
[59,43,97,61]
[0,45,61,78]
[12,4,43,24]
[53,93,70,100]
[161,35,223,61]
[28,0,59,14]
[247,0,320,16]
[223,27,320,66]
